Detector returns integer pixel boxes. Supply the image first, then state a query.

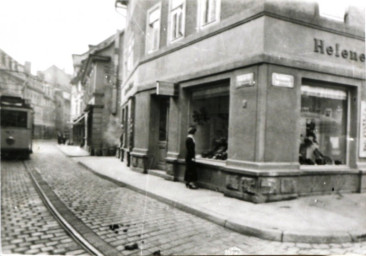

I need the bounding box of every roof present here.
[71,33,118,85]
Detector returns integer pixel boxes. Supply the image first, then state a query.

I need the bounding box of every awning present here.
[301,85,347,100]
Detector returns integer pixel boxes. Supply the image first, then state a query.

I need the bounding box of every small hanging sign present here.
[272,73,294,88]
[236,73,255,88]
[156,81,178,97]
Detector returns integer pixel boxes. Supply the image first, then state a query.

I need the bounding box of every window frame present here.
[168,0,186,44]
[1,109,28,128]
[197,0,221,30]
[189,84,230,161]
[299,82,351,168]
[146,3,162,54]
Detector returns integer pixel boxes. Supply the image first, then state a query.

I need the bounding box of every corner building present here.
[120,0,366,202]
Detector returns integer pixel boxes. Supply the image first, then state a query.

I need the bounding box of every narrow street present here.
[1,140,365,255]
[1,142,366,255]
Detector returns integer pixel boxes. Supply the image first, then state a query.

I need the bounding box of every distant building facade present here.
[0,49,56,139]
[42,65,72,138]
[71,31,124,155]
[119,0,365,202]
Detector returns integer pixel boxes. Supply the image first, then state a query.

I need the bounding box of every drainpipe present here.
[358,170,363,193]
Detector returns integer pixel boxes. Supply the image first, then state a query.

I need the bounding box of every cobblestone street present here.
[1,160,88,255]
[1,141,366,255]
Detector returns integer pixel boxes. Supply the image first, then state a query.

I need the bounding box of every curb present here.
[76,160,366,244]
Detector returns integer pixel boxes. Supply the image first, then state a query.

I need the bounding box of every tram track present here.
[23,161,122,256]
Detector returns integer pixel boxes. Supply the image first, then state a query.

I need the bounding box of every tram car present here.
[1,95,33,159]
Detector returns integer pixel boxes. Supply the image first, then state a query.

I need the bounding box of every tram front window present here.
[1,110,28,128]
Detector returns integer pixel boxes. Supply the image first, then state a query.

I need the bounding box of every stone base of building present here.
[130,149,149,174]
[88,146,117,157]
[164,159,366,203]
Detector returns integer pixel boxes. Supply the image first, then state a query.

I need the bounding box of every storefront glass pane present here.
[299,85,347,165]
[190,86,229,160]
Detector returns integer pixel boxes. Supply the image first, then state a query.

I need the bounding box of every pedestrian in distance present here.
[57,131,62,144]
[185,126,198,189]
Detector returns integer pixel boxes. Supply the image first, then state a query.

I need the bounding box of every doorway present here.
[157,97,170,170]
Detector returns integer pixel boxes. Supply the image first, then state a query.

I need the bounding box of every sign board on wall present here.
[272,73,294,88]
[359,101,366,157]
[156,81,178,97]
[236,73,255,88]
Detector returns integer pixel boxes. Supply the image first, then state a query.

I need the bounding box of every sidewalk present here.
[57,144,366,244]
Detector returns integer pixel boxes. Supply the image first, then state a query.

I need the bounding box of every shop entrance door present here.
[157,98,169,170]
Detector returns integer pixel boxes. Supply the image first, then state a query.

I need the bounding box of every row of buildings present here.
[71,0,365,203]
[0,49,71,139]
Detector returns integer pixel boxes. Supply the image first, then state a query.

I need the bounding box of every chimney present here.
[24,61,31,74]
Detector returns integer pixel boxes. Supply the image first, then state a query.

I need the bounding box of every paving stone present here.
[53,247,68,254]
[1,244,17,251]
[10,238,24,244]
[41,233,55,239]
[24,248,41,254]
[65,249,89,255]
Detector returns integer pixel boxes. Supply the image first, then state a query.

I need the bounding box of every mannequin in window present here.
[302,133,327,165]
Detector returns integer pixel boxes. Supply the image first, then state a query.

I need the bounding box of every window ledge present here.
[300,165,359,174]
[195,157,226,167]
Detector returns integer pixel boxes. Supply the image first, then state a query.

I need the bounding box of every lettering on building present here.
[314,38,365,62]
[124,83,134,96]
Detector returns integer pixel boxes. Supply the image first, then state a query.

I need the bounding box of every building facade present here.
[71,31,124,155]
[120,0,365,202]
[0,49,56,139]
[42,65,72,138]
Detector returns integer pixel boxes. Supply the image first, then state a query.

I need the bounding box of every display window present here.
[299,83,348,166]
[190,85,229,160]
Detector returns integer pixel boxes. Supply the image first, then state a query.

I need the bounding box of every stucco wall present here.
[263,17,365,78]
[136,17,265,86]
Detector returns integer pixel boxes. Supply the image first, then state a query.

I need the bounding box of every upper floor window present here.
[169,0,185,42]
[197,0,221,29]
[318,0,347,22]
[126,36,134,73]
[146,3,161,53]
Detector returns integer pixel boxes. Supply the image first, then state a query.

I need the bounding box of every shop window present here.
[299,84,348,166]
[169,0,185,42]
[190,84,229,160]
[197,0,221,29]
[146,4,161,53]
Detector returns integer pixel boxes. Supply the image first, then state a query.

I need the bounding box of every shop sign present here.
[272,73,294,88]
[236,73,255,88]
[124,82,134,96]
[156,81,178,97]
[359,101,366,157]
[314,38,365,63]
